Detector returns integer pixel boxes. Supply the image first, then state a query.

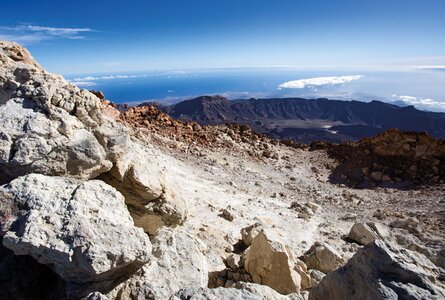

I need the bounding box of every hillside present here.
[160,96,445,143]
[0,41,444,300]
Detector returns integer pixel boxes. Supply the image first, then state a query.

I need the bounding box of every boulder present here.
[107,228,209,299]
[0,41,130,183]
[99,149,187,236]
[347,222,381,245]
[244,230,301,294]
[240,222,264,246]
[0,174,151,284]
[300,242,344,274]
[309,240,445,300]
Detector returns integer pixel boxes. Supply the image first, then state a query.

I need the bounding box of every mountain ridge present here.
[159,96,445,142]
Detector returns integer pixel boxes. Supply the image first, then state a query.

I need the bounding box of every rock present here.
[327,129,445,188]
[226,254,242,270]
[173,282,304,300]
[219,206,236,222]
[0,41,130,183]
[347,222,382,245]
[0,240,66,299]
[99,148,188,236]
[308,269,325,287]
[233,282,304,299]
[300,242,344,274]
[290,201,320,220]
[240,222,264,246]
[438,249,445,268]
[0,174,151,284]
[90,90,105,100]
[84,292,109,300]
[295,265,312,290]
[244,230,301,294]
[107,228,209,299]
[309,240,445,300]
[389,217,420,234]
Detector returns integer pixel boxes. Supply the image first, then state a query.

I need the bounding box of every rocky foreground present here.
[0,41,445,300]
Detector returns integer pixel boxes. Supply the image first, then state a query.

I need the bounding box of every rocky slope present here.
[159,96,445,143]
[1,41,444,300]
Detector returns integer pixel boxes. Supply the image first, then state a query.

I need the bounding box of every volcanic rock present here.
[327,129,445,188]
[0,174,151,284]
[309,240,445,300]
[244,230,301,294]
[300,242,344,274]
[0,41,130,184]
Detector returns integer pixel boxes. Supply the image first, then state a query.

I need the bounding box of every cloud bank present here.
[0,25,94,44]
[393,94,445,112]
[278,75,364,89]
[68,74,150,87]
[414,66,445,72]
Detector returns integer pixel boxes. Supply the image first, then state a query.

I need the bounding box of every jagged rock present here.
[295,265,312,290]
[0,41,130,183]
[226,253,242,270]
[327,129,445,187]
[347,222,386,245]
[0,174,151,284]
[308,269,325,288]
[107,228,208,299]
[240,222,264,246]
[309,240,445,300]
[300,242,344,274]
[99,148,187,236]
[244,230,301,294]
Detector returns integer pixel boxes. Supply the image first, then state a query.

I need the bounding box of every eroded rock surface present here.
[300,242,345,274]
[309,240,445,300]
[244,230,301,294]
[0,41,130,183]
[0,174,151,286]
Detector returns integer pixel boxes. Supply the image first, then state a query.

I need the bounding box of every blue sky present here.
[1,0,445,74]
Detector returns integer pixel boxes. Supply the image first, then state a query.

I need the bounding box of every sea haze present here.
[66,67,445,112]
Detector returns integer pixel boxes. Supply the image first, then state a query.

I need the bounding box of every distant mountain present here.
[160,96,445,143]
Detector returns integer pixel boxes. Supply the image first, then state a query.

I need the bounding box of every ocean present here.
[66,68,445,112]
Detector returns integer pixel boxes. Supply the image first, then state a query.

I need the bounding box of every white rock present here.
[0,174,151,283]
[0,41,130,182]
[107,228,208,299]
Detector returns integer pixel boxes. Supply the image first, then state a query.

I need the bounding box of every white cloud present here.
[70,74,148,82]
[278,75,364,89]
[71,81,97,87]
[397,95,445,112]
[414,66,445,72]
[0,25,94,44]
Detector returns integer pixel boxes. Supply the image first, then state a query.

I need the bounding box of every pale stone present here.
[244,230,301,294]
[309,240,445,300]
[301,242,344,274]
[0,174,151,284]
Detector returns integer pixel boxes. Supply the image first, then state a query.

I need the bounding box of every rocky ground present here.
[0,41,444,300]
